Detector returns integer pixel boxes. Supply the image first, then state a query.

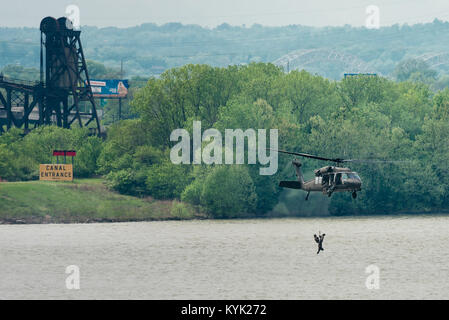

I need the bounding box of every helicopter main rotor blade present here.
[268,149,344,163]
[269,149,409,164]
[341,159,410,164]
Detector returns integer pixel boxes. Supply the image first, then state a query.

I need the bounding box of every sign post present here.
[88,79,129,123]
[39,150,76,181]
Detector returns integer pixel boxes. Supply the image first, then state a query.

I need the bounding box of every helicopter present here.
[271,149,377,200]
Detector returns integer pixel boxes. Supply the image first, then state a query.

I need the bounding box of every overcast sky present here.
[2,0,449,28]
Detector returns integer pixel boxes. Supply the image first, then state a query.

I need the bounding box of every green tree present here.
[145,162,192,199]
[393,59,437,83]
[0,144,16,180]
[200,166,257,218]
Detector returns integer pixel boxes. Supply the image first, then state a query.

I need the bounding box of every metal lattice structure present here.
[0,77,43,132]
[0,16,100,135]
[415,52,449,69]
[273,49,376,78]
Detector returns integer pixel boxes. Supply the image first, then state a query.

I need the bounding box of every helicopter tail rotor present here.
[279,158,305,190]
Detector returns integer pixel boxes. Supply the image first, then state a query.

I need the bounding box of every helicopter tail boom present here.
[279,180,303,189]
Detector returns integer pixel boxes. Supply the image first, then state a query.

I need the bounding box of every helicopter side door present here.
[321,174,329,187]
[335,173,342,185]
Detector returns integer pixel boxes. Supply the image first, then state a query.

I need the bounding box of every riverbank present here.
[2,179,446,224]
[0,179,207,224]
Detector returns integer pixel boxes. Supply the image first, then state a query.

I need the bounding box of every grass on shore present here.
[0,178,206,224]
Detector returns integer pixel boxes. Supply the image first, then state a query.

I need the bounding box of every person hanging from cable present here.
[314,232,326,254]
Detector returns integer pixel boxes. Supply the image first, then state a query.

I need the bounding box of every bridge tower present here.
[39,16,100,131]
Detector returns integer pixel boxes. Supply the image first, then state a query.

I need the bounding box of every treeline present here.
[2,63,449,217]
[4,20,449,78]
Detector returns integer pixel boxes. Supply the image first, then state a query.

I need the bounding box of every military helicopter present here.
[272,149,392,200]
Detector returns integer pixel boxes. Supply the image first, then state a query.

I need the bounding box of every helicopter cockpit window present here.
[347,173,361,180]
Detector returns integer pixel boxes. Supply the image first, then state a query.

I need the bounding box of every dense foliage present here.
[2,62,449,217]
[0,127,103,180]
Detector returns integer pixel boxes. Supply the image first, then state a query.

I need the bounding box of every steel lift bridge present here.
[0,16,101,135]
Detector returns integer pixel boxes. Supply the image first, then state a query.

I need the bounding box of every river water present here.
[1,215,449,299]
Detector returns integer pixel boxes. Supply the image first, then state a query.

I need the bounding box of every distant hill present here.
[2,19,449,79]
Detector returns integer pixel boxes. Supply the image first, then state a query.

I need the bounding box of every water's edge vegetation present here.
[1,178,448,224]
[0,179,208,224]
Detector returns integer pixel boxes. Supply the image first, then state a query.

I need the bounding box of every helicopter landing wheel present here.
[352,191,357,199]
